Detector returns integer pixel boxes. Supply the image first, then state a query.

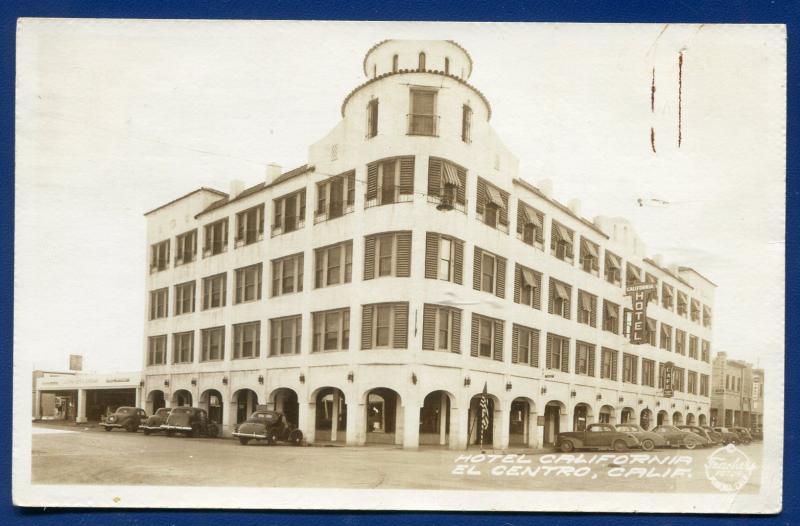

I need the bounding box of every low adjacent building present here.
[710,352,763,429]
[34,371,142,423]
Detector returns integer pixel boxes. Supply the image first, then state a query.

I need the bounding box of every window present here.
[514,264,541,309]
[271,254,303,296]
[175,229,197,265]
[203,219,228,256]
[602,300,620,334]
[673,367,685,392]
[315,171,356,222]
[147,335,167,366]
[476,177,509,231]
[364,232,411,279]
[701,340,710,362]
[471,314,503,361]
[645,273,658,303]
[547,334,569,372]
[626,263,642,286]
[426,157,466,211]
[201,326,225,361]
[367,98,379,138]
[408,88,437,136]
[149,288,168,320]
[512,324,540,367]
[272,189,306,236]
[662,283,674,310]
[418,52,426,70]
[425,233,464,283]
[601,348,618,380]
[580,239,600,275]
[675,329,686,355]
[312,308,350,352]
[690,299,701,322]
[677,291,688,316]
[575,341,595,376]
[516,201,544,247]
[235,205,264,246]
[688,335,698,358]
[315,240,353,288]
[361,303,409,349]
[622,353,638,384]
[645,318,657,346]
[660,323,672,351]
[392,54,398,72]
[173,331,193,364]
[233,321,261,359]
[700,374,710,396]
[550,221,574,262]
[548,278,571,319]
[202,273,226,310]
[577,290,597,327]
[366,156,415,206]
[422,304,462,353]
[174,281,196,316]
[270,315,302,356]
[462,104,472,143]
[150,240,170,272]
[642,359,656,387]
[605,251,622,285]
[473,247,506,298]
[703,306,712,327]
[235,263,263,304]
[687,371,698,394]
[445,57,450,75]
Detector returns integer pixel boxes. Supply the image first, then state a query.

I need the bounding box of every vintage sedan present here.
[161,407,219,438]
[678,425,717,446]
[555,423,640,452]
[233,410,303,446]
[651,425,706,449]
[141,407,171,435]
[699,426,724,445]
[101,406,147,432]
[615,423,667,451]
[712,426,741,445]
[731,426,753,444]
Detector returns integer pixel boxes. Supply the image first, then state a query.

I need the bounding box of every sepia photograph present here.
[12,19,785,513]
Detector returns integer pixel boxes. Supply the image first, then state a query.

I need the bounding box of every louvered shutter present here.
[399,157,415,195]
[511,325,520,363]
[564,286,571,320]
[427,157,442,197]
[493,320,503,361]
[516,203,525,235]
[476,178,486,213]
[530,329,539,367]
[535,212,544,243]
[611,351,618,381]
[588,346,595,377]
[396,232,411,277]
[533,271,541,309]
[453,239,464,285]
[590,295,597,327]
[470,315,479,357]
[548,279,555,314]
[495,256,506,299]
[561,339,569,372]
[347,171,356,205]
[633,357,638,384]
[472,246,482,291]
[546,334,553,369]
[513,265,521,304]
[425,232,440,279]
[451,309,461,353]
[366,163,378,201]
[456,166,466,204]
[393,303,408,349]
[361,305,373,349]
[422,304,436,350]
[499,189,509,226]
[364,236,376,280]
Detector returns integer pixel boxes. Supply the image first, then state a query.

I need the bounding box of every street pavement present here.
[31,422,763,493]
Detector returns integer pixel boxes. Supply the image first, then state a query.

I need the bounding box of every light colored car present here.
[651,425,707,449]
[615,423,667,451]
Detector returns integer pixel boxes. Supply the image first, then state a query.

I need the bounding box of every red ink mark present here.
[651,68,656,112]
[651,127,656,153]
[678,51,684,147]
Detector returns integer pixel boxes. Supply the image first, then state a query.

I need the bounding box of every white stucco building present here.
[141,39,715,449]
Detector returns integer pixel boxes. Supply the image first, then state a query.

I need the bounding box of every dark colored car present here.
[233,410,303,446]
[141,407,171,435]
[731,426,753,444]
[615,423,667,451]
[101,406,147,432]
[555,423,640,452]
[651,425,706,449]
[712,426,740,445]
[161,407,219,438]
[751,427,763,441]
[678,425,718,446]
[700,426,724,445]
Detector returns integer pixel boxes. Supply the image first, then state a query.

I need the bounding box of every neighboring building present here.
[710,352,763,429]
[34,371,142,423]
[141,39,715,449]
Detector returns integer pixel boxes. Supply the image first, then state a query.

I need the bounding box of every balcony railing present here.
[270,216,306,237]
[477,210,510,234]
[364,188,414,209]
[426,194,467,214]
[313,203,355,224]
[407,113,439,136]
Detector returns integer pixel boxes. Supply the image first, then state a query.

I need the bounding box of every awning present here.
[554,282,569,300]
[677,294,688,306]
[520,205,543,229]
[646,318,657,332]
[485,184,505,208]
[663,285,673,298]
[582,240,599,259]
[606,253,621,270]
[691,299,700,309]
[442,162,462,187]
[554,223,572,243]
[604,302,618,319]
[580,293,593,310]
[520,267,537,288]
[661,324,670,336]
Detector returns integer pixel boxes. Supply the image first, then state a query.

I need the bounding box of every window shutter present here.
[513,265,521,304]
[456,166,466,204]
[422,304,436,350]
[561,340,569,373]
[550,223,558,252]
[476,178,486,213]
[366,162,378,200]
[493,320,503,361]
[535,212,544,243]
[588,346,595,377]
[453,239,464,285]
[499,190,509,226]
[347,172,356,205]
[361,305,373,350]
[533,271,541,309]
[531,329,539,367]
[590,295,597,327]
[611,351,618,381]
[516,202,525,235]
[495,256,506,299]
[451,309,461,354]
[564,286,571,320]
[511,325,519,363]
[472,246,482,291]
[548,279,555,314]
[425,232,439,279]
[470,315,479,357]
[364,236,376,280]
[396,231,411,277]
[427,157,442,197]
[399,157,415,195]
[546,334,552,369]
[393,303,409,349]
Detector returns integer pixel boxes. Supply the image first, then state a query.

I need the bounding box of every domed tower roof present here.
[362,39,474,79]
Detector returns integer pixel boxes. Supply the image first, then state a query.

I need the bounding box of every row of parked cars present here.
[555,423,757,452]
[100,406,303,445]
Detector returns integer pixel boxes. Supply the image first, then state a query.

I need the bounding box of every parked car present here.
[731,426,753,444]
[141,407,171,435]
[698,426,724,445]
[614,423,667,451]
[161,407,219,438]
[101,406,147,432]
[751,427,763,441]
[651,425,706,449]
[712,426,740,445]
[233,410,303,446]
[678,425,717,446]
[555,423,640,452]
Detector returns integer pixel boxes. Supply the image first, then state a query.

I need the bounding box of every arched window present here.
[392,54,398,72]
[445,57,450,74]
[418,52,426,70]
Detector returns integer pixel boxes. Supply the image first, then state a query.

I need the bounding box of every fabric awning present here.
[554,282,569,300]
[646,318,657,332]
[554,223,572,243]
[606,253,621,270]
[580,293,593,310]
[521,205,543,229]
[582,240,599,258]
[485,184,505,208]
[520,268,537,288]
[691,299,700,309]
[663,285,673,298]
[677,294,688,306]
[442,162,462,187]
[604,302,618,318]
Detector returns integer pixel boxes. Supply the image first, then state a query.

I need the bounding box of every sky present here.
[15,20,785,375]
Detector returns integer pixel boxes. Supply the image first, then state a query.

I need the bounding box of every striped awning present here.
[646,318,657,332]
[582,239,599,258]
[442,162,462,187]
[604,302,618,318]
[663,285,673,298]
[606,252,621,270]
[521,205,543,229]
[485,184,505,209]
[554,223,572,243]
[554,282,570,300]
[520,267,537,287]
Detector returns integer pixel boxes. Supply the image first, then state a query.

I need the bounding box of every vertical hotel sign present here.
[625,282,658,344]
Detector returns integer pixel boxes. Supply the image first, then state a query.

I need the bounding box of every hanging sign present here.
[625,282,658,344]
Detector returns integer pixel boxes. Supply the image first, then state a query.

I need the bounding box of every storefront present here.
[34,371,142,423]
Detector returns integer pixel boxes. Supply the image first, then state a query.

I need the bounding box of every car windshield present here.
[171,407,192,414]
[617,425,637,432]
[156,409,170,416]
[251,412,279,422]
[116,407,132,414]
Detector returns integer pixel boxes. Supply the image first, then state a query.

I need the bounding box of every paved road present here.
[31,423,762,493]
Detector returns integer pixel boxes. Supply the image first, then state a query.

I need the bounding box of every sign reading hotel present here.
[625,282,658,344]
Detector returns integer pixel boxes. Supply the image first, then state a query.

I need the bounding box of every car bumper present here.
[161,425,192,431]
[140,425,163,431]
[233,432,267,439]
[101,423,122,428]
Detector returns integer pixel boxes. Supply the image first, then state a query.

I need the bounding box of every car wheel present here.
[685,440,697,450]
[613,440,628,452]
[641,439,655,451]
[143,429,151,436]
[104,427,112,432]
[288,429,303,446]
[126,423,137,433]
[187,425,197,438]
[239,437,250,445]
[559,440,575,453]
